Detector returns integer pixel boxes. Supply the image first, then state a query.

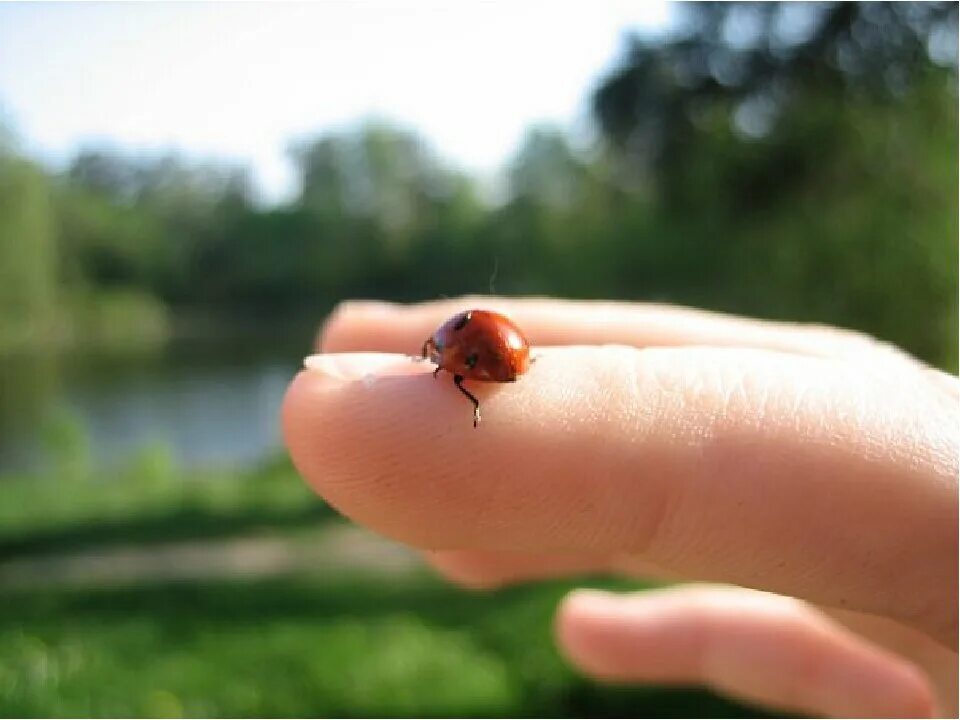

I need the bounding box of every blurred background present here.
[0,1,956,716]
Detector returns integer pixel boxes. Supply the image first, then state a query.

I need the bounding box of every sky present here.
[0,1,673,204]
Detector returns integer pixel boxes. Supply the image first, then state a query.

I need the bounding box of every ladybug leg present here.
[433,366,441,378]
[453,374,481,428]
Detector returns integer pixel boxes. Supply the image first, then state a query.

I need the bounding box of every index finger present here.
[281,345,958,646]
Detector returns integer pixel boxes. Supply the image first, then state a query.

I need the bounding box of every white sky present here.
[0,1,673,204]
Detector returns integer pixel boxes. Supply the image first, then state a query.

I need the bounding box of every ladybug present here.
[422,309,532,427]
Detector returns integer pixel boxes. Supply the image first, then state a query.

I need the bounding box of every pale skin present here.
[281,296,959,718]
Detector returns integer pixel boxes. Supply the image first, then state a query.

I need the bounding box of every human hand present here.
[282,297,958,718]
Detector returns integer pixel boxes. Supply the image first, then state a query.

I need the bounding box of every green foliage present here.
[0,576,763,718]
[587,1,958,368]
[1,26,955,365]
[55,181,166,290]
[0,452,328,556]
[67,288,171,354]
[0,154,59,352]
[633,71,958,368]
[37,409,92,485]
[0,454,765,717]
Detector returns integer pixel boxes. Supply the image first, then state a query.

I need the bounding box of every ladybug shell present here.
[424,310,531,382]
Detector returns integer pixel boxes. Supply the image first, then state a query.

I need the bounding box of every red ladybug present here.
[422,309,532,427]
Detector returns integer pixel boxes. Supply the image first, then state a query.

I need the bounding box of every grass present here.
[0,451,769,718]
[0,452,331,559]
[0,575,767,718]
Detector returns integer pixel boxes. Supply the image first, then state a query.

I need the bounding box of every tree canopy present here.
[0,2,955,368]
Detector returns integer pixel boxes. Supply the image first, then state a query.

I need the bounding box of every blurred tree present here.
[594,2,957,191]
[508,127,592,210]
[0,150,59,350]
[0,4,954,371]
[56,180,165,289]
[492,126,624,297]
[291,121,485,303]
[69,149,141,202]
[592,1,958,368]
[294,121,462,241]
[65,148,252,304]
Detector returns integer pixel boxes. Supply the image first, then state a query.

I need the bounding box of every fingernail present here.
[303,352,422,381]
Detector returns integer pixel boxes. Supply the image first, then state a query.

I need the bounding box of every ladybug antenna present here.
[488,256,499,295]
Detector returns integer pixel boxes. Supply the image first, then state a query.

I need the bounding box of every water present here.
[0,331,311,475]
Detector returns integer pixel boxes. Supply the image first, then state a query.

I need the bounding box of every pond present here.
[0,328,315,475]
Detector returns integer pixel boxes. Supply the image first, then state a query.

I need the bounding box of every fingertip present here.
[424,551,509,590]
[556,590,634,660]
[282,353,429,498]
[890,670,938,719]
[318,300,401,351]
[315,302,344,351]
[281,369,330,496]
[427,549,616,590]
[555,589,654,682]
[558,588,626,621]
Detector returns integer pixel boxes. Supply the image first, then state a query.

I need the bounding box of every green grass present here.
[0,453,332,559]
[0,453,768,717]
[0,574,766,718]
